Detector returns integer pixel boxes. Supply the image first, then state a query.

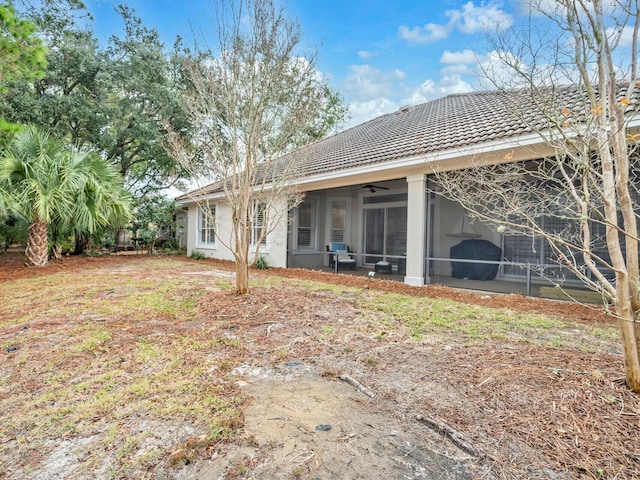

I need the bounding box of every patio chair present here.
[374,260,393,274]
[326,243,356,271]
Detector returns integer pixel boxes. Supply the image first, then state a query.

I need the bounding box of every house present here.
[177,86,640,294]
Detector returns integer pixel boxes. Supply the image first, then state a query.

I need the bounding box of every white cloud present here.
[439,75,474,94]
[398,1,513,44]
[518,0,626,20]
[607,25,636,47]
[347,98,398,128]
[478,48,586,89]
[340,50,480,128]
[477,50,526,89]
[402,79,437,105]
[402,76,473,106]
[344,65,406,101]
[342,72,476,128]
[398,23,450,43]
[440,63,473,75]
[440,49,478,64]
[514,0,564,16]
[439,49,481,79]
[358,50,378,59]
[455,1,513,34]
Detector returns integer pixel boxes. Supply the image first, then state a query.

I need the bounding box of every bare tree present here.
[167,0,345,294]
[433,0,640,391]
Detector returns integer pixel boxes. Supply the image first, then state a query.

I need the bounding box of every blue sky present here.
[83,0,521,128]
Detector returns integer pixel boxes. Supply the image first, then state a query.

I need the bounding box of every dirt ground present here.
[1,253,638,479]
[0,252,614,326]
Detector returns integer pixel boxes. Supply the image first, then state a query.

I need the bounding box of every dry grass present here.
[0,257,245,478]
[0,253,637,479]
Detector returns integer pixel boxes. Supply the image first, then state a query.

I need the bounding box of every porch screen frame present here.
[361,190,408,266]
[501,215,581,281]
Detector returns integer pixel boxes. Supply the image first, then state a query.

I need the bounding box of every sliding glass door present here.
[363,200,407,265]
[364,209,385,263]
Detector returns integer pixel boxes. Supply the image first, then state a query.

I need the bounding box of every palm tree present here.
[50,146,131,259]
[0,126,131,266]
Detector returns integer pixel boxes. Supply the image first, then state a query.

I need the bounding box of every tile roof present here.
[288,83,638,177]
[293,90,530,177]
[179,84,639,200]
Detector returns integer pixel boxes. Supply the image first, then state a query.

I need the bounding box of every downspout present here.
[425,175,432,284]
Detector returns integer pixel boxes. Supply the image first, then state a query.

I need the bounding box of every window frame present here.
[250,202,268,246]
[329,199,348,244]
[294,198,317,250]
[197,204,217,247]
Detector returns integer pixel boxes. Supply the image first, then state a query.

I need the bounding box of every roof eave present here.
[296,131,547,190]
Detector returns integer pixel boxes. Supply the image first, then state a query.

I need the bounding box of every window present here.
[251,202,267,245]
[198,205,216,245]
[296,200,316,249]
[330,200,346,243]
[362,193,407,264]
[363,206,407,264]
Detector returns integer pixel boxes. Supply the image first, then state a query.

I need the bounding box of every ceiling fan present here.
[362,184,390,193]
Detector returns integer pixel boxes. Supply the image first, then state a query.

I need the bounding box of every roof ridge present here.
[179,84,640,200]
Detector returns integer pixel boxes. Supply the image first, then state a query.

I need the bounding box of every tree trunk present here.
[25,218,49,267]
[74,234,89,255]
[234,220,250,295]
[617,302,640,392]
[235,259,249,295]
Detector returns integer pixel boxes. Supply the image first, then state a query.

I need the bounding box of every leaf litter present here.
[0,253,637,479]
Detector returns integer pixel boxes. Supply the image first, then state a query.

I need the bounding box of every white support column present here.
[405,174,426,286]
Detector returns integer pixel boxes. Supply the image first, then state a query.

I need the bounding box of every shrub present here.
[254,256,270,269]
